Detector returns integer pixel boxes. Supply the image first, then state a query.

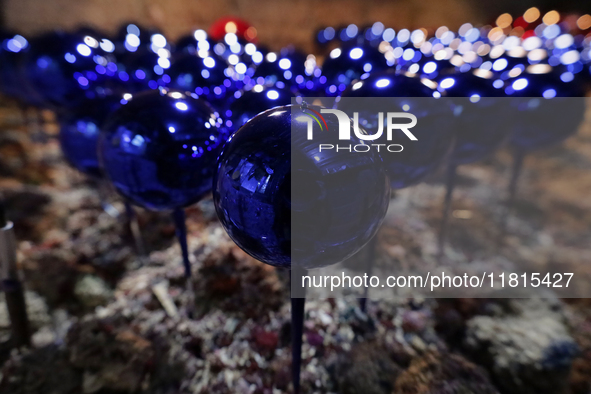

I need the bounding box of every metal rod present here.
[499,149,526,242]
[125,202,147,265]
[359,234,378,313]
[437,163,457,262]
[291,296,305,394]
[172,208,191,278]
[290,267,307,394]
[19,105,28,133]
[0,194,31,348]
[3,278,30,347]
[97,179,120,218]
[0,195,6,227]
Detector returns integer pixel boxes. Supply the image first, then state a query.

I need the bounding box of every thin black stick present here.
[125,202,147,264]
[172,208,191,278]
[35,108,48,142]
[97,179,120,218]
[3,279,31,347]
[499,149,526,242]
[172,208,195,318]
[0,194,31,348]
[0,195,6,227]
[19,105,28,133]
[290,268,307,394]
[359,234,378,313]
[437,163,457,262]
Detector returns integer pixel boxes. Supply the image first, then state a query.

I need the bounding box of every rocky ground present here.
[0,98,591,393]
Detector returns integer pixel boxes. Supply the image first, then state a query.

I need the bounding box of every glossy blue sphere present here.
[0,32,39,105]
[339,71,455,189]
[98,89,228,211]
[117,49,170,93]
[322,43,388,96]
[112,24,172,93]
[252,48,307,87]
[406,57,455,80]
[174,34,204,55]
[226,84,294,132]
[435,70,510,165]
[213,104,390,268]
[59,96,122,178]
[22,31,114,108]
[168,52,231,102]
[114,23,162,54]
[505,67,586,151]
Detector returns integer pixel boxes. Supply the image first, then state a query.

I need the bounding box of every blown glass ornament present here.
[59,95,121,178]
[21,30,127,108]
[505,65,586,151]
[99,89,228,278]
[21,31,105,108]
[214,103,390,394]
[435,70,509,165]
[252,47,307,87]
[168,52,231,103]
[499,65,586,238]
[99,89,227,211]
[114,23,163,54]
[433,69,510,259]
[213,104,390,269]
[0,32,36,104]
[322,42,388,96]
[339,71,455,189]
[225,84,294,132]
[113,23,172,93]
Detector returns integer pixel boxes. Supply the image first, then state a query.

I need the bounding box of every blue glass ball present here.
[486,52,528,81]
[226,85,294,132]
[114,23,162,54]
[112,24,172,93]
[98,89,228,211]
[337,24,361,43]
[117,49,170,93]
[174,34,202,55]
[252,48,307,87]
[0,32,40,105]
[315,27,337,46]
[339,71,455,189]
[407,57,455,80]
[505,67,586,151]
[22,31,117,108]
[168,53,230,101]
[322,43,388,96]
[59,96,122,178]
[435,70,510,165]
[213,104,390,268]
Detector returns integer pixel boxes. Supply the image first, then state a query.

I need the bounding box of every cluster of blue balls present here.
[0,18,588,269]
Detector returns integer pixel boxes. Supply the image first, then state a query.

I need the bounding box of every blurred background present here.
[0,0,588,52]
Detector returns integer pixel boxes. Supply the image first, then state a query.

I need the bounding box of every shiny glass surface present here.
[322,43,388,96]
[59,95,122,178]
[435,70,511,165]
[339,71,455,189]
[0,32,39,105]
[168,52,231,104]
[225,84,294,132]
[21,31,125,107]
[99,89,228,211]
[213,104,390,268]
[505,68,586,151]
[252,48,307,87]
